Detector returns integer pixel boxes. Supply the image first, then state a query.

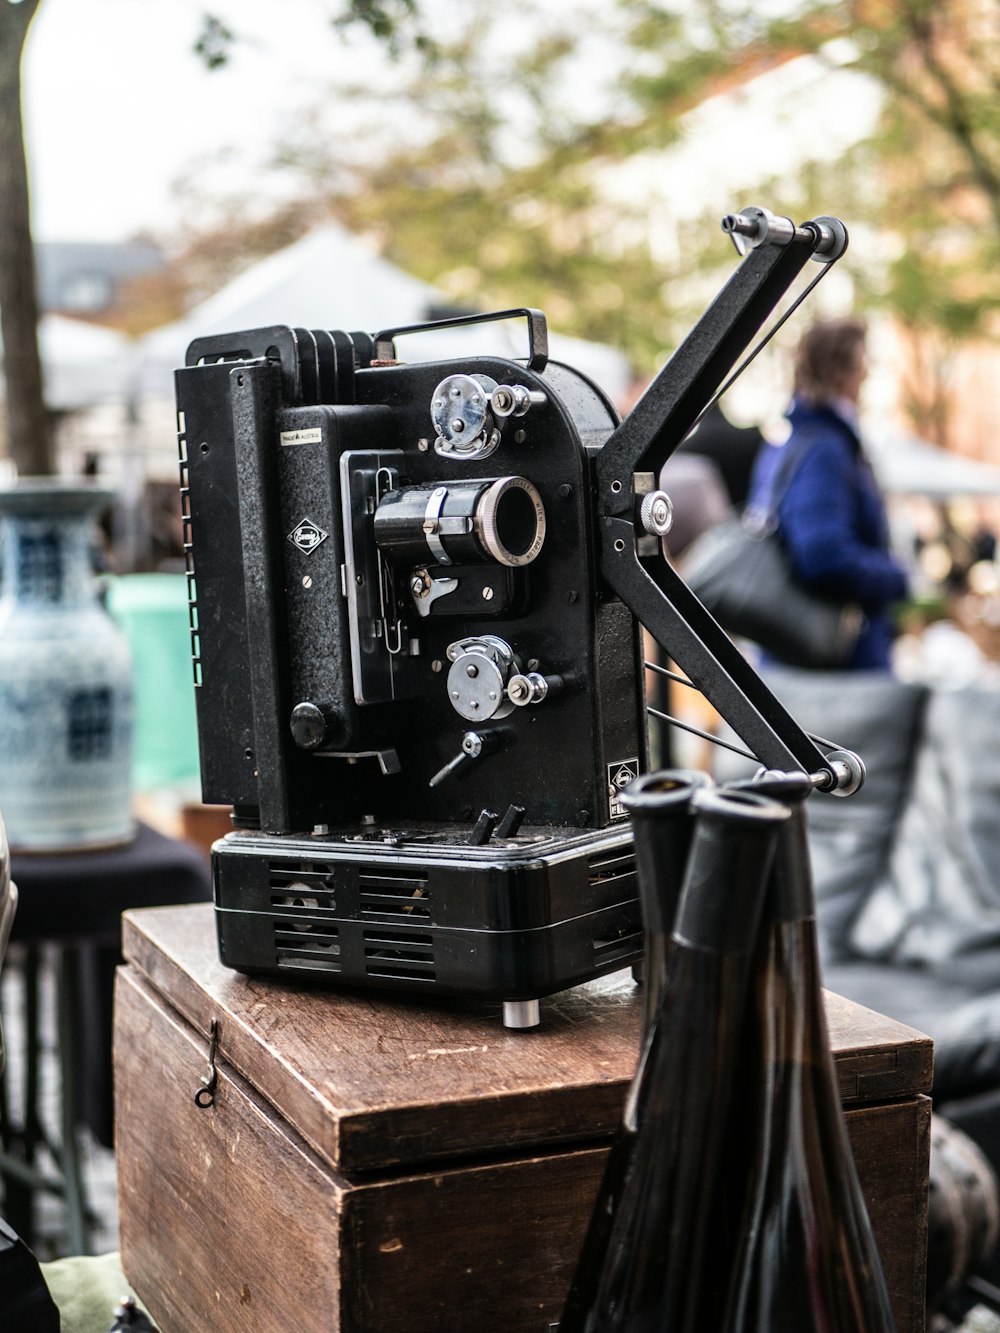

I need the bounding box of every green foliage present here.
[180,0,1000,420]
[338,157,677,373]
[237,0,711,373]
[195,1,432,71]
[193,13,236,69]
[332,0,433,56]
[601,0,1000,437]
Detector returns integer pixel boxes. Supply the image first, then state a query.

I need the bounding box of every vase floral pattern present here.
[0,481,134,851]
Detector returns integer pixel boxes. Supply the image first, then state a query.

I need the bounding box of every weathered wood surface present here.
[115,964,929,1333]
[116,967,345,1332]
[121,904,933,1175]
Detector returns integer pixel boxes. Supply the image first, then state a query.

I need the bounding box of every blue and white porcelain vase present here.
[0,480,134,851]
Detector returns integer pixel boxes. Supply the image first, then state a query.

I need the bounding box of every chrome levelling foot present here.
[503,999,541,1030]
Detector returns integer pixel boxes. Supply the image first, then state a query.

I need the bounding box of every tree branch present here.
[886,0,1000,230]
[0,0,52,473]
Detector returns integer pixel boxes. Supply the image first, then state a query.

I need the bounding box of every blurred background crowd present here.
[5,1,1000,719]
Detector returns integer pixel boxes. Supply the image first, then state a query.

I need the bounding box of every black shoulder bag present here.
[680,435,862,669]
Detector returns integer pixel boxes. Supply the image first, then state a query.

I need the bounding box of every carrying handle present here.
[373,307,549,372]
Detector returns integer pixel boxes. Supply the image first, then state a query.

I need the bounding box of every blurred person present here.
[679,400,764,510]
[658,451,732,559]
[747,316,909,671]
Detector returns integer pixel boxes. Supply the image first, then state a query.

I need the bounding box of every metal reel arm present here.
[605,521,840,788]
[596,210,840,508]
[596,207,857,792]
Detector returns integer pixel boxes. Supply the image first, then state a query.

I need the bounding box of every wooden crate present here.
[114,904,931,1332]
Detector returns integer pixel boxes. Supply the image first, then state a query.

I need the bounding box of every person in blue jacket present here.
[747,316,909,671]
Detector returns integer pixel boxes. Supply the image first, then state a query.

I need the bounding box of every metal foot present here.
[502,999,541,1030]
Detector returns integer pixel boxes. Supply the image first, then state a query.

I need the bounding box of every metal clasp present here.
[194,1017,219,1109]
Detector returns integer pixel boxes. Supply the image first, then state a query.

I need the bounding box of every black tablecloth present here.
[9,821,212,946]
[8,822,213,1146]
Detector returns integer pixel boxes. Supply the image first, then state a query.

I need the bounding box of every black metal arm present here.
[597,210,858,792]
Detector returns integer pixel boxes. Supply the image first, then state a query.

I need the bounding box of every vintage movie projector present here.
[177,205,864,1027]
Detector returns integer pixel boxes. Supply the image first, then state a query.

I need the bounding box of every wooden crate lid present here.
[121,903,933,1176]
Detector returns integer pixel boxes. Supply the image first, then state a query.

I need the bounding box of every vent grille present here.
[586,848,634,889]
[270,858,341,922]
[363,927,435,981]
[177,425,201,687]
[269,864,336,912]
[269,864,330,888]
[593,931,642,968]
[271,887,338,912]
[359,867,430,923]
[274,921,341,972]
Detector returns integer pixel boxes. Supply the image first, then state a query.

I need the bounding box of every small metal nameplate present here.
[608,757,639,819]
[280,427,323,446]
[288,518,328,554]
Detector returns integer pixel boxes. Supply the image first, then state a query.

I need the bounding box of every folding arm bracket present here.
[596,211,856,791]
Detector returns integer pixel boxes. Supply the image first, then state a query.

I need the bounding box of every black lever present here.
[428,728,505,788]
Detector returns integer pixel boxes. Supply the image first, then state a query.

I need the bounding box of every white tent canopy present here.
[0,313,131,411]
[869,434,1000,498]
[137,223,633,406]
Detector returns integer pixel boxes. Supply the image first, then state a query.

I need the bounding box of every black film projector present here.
[177,205,864,1028]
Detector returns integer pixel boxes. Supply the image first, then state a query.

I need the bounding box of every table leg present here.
[0,944,93,1256]
[55,946,90,1256]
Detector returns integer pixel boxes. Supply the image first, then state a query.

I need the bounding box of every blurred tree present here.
[170,1,688,375]
[613,0,1000,442]
[194,0,431,67]
[0,0,50,474]
[109,0,1000,429]
[176,0,1000,388]
[325,10,680,373]
[0,0,429,472]
[109,203,322,337]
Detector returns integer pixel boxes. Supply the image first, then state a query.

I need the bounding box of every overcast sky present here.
[23,0,880,259]
[24,0,398,241]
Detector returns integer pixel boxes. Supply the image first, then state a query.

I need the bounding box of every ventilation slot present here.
[177,425,202,687]
[586,848,637,914]
[269,865,337,913]
[274,921,342,973]
[364,927,435,981]
[359,868,431,923]
[593,931,642,968]
[270,888,338,914]
[269,864,331,888]
[587,849,634,889]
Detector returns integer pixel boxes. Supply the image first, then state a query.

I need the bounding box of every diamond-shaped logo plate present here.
[607,758,639,820]
[288,517,328,555]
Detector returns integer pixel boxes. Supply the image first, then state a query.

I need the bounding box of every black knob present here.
[289,702,344,751]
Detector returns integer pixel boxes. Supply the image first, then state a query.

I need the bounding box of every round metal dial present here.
[430,374,500,459]
[445,635,518,721]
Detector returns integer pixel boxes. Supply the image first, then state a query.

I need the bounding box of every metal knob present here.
[639,490,674,538]
[506,671,563,707]
[289,701,345,751]
[490,384,547,419]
